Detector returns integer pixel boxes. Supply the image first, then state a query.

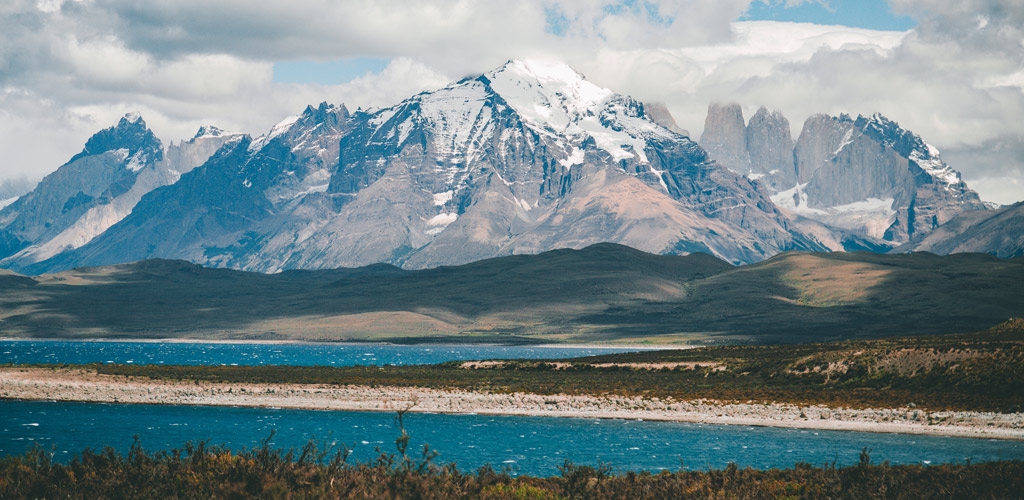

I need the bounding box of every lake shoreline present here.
[0,337,685,350]
[2,367,1022,441]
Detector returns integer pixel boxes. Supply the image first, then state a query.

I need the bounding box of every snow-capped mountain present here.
[25,60,820,274]
[700,105,988,246]
[0,114,240,269]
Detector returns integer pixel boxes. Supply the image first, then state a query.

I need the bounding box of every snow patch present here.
[485,59,666,165]
[268,115,300,141]
[560,147,585,168]
[291,183,328,198]
[772,183,814,213]
[248,115,300,152]
[123,111,142,124]
[193,125,229,139]
[910,144,961,187]
[831,197,896,214]
[649,165,669,192]
[773,184,896,239]
[125,151,147,172]
[433,190,454,206]
[396,118,415,146]
[0,197,17,210]
[833,128,854,157]
[427,212,458,226]
[425,212,458,235]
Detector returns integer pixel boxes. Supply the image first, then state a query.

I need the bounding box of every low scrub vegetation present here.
[2,436,1021,499]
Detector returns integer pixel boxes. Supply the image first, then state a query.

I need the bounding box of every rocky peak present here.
[643,102,689,136]
[699,102,750,173]
[70,112,163,166]
[745,106,796,189]
[481,59,666,158]
[193,125,228,140]
[300,101,350,126]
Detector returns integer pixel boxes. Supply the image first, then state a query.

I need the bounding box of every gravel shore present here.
[2,367,1022,440]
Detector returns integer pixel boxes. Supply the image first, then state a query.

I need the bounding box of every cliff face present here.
[746,107,796,190]
[793,114,855,184]
[698,105,989,246]
[778,114,988,242]
[699,103,750,174]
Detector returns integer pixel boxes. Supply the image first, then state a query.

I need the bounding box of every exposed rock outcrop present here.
[699,102,750,174]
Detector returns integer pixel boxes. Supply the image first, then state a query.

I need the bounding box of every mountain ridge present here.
[1,60,1016,275]
[699,104,989,249]
[17,60,819,274]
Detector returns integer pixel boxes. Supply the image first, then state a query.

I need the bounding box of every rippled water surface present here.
[3,341,1022,476]
[3,401,1023,477]
[0,340,642,366]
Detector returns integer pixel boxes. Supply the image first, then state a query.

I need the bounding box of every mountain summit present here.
[20,60,819,274]
[0,114,240,270]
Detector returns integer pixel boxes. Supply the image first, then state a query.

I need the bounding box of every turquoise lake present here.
[4,401,1023,477]
[0,340,642,366]
[2,340,1023,476]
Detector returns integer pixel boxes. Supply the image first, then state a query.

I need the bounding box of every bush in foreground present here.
[2,438,1022,499]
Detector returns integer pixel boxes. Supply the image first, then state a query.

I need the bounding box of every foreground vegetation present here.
[3,435,1022,499]
[88,319,1024,413]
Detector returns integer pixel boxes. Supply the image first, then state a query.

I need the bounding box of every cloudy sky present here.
[2,0,1022,204]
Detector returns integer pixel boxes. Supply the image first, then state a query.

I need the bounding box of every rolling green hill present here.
[1,244,1021,343]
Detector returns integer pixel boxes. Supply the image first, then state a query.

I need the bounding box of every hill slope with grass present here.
[1,244,1021,343]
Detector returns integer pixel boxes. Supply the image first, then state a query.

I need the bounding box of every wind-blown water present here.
[3,401,1022,477]
[2,340,1022,476]
[0,340,642,366]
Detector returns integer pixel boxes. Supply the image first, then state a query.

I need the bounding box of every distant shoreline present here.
[2,367,1021,441]
[0,337,687,350]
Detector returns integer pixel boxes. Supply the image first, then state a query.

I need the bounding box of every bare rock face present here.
[699,102,750,173]
[27,61,821,274]
[745,107,796,190]
[699,104,796,191]
[793,114,856,184]
[774,113,988,243]
[644,102,690,137]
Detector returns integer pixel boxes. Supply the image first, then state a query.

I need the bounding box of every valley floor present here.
[2,367,1021,441]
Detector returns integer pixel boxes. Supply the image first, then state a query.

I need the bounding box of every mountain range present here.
[699,103,990,246]
[0,59,1014,275]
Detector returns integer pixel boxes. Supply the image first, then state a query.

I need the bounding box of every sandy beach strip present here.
[2,367,1022,440]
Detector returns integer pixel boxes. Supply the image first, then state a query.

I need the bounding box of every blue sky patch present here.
[273,57,391,85]
[744,0,916,31]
